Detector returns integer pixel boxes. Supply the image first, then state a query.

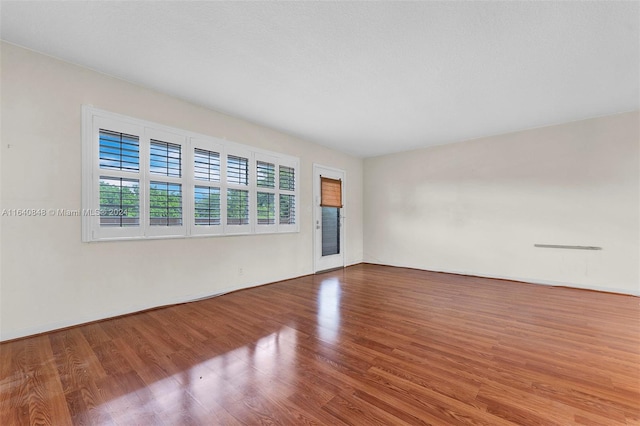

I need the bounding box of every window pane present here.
[194,148,220,182]
[99,130,139,171]
[227,189,249,225]
[256,161,275,188]
[150,140,182,177]
[279,166,295,191]
[257,192,275,225]
[227,155,249,185]
[195,186,221,226]
[279,194,296,225]
[150,181,182,226]
[99,177,140,226]
[320,177,342,208]
[322,207,340,256]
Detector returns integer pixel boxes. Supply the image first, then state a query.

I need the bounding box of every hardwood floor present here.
[1,264,639,425]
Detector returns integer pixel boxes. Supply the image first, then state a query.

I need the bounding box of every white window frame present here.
[254,153,279,234]
[145,128,187,238]
[84,115,145,241]
[224,148,253,235]
[82,106,300,242]
[277,158,299,233]
[190,137,224,237]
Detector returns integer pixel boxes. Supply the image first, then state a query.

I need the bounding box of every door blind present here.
[320,177,342,208]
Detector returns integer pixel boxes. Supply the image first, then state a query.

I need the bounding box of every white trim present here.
[81,105,93,242]
[224,148,253,235]
[82,106,299,241]
[364,261,640,296]
[254,153,279,234]
[190,137,224,236]
[89,115,145,240]
[313,164,346,273]
[277,158,300,233]
[0,270,308,342]
[145,127,187,238]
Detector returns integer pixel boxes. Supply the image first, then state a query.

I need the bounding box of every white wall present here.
[2,41,637,341]
[364,111,640,295]
[0,42,363,341]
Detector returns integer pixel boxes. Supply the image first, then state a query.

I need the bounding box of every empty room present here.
[1,1,638,425]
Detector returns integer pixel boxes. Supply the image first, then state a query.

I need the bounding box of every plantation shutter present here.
[320,177,342,208]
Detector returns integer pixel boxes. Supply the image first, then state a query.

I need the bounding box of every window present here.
[227,155,249,185]
[252,156,297,233]
[320,177,342,207]
[82,106,299,241]
[280,166,295,191]
[150,140,181,177]
[257,162,276,225]
[149,182,182,226]
[255,158,276,231]
[227,189,249,225]
[257,161,275,188]
[194,148,220,182]
[279,165,296,227]
[98,129,140,226]
[194,186,220,226]
[225,152,251,233]
[99,130,139,171]
[149,139,183,227]
[145,129,186,237]
[278,194,294,225]
[257,193,275,225]
[192,145,222,234]
[99,177,140,227]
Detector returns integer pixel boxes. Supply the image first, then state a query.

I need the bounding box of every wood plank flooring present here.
[1,264,639,425]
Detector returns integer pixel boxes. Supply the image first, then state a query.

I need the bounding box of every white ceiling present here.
[1,1,638,158]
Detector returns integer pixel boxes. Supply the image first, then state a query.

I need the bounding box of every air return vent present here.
[534,244,602,250]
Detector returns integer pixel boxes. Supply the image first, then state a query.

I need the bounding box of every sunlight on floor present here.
[317,277,342,344]
[98,327,299,422]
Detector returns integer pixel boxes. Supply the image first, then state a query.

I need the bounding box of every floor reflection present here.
[96,327,300,423]
[317,277,342,343]
[252,326,297,376]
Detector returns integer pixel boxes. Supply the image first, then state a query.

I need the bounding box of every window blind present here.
[280,166,295,191]
[320,177,342,208]
[84,107,300,240]
[99,177,140,227]
[150,140,181,177]
[194,148,220,182]
[99,129,139,171]
[257,161,275,188]
[227,155,249,185]
[280,194,296,225]
[321,206,340,256]
[257,192,275,224]
[149,181,183,226]
[194,186,221,226]
[227,189,249,225]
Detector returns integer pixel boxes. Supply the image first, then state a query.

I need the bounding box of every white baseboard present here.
[4,262,635,342]
[363,261,640,296]
[0,271,311,342]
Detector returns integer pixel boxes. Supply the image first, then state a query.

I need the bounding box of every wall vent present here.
[534,244,602,250]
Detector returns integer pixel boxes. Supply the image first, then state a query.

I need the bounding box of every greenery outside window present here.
[82,106,299,241]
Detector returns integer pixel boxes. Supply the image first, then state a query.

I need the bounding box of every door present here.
[314,164,345,272]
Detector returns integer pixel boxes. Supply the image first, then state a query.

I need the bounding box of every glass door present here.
[314,165,345,272]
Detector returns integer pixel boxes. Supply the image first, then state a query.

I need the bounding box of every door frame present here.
[313,164,346,273]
